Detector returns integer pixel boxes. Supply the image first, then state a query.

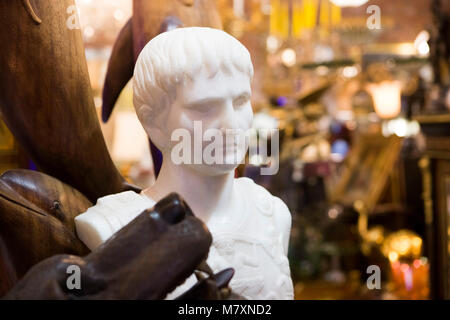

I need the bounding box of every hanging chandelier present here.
[329,0,368,7]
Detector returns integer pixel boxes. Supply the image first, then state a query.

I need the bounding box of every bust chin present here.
[75,27,293,300]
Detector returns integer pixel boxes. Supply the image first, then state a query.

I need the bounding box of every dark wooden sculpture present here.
[0,169,91,296]
[4,193,234,299]
[0,0,138,203]
[102,0,222,175]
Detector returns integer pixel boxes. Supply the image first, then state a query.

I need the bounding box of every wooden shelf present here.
[414,114,450,124]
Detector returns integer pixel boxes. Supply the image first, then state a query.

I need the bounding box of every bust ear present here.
[137,104,169,152]
[146,125,168,152]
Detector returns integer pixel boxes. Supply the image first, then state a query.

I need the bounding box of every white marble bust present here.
[75,27,293,300]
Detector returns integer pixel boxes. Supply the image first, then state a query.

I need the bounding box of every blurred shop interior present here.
[1,0,450,300]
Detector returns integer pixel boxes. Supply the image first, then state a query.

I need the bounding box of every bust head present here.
[133,27,254,175]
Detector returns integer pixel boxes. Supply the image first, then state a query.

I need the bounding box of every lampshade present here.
[367,81,402,119]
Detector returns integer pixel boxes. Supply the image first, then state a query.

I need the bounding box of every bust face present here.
[164,69,253,176]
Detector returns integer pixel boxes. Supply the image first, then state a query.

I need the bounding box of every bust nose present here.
[221,100,238,131]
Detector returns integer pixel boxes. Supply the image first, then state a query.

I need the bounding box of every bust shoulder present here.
[74,191,155,251]
[234,178,292,254]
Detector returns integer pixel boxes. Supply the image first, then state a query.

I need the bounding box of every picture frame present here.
[329,133,403,213]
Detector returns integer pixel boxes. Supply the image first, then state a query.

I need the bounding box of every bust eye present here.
[186,102,212,115]
[190,104,209,113]
[234,96,250,109]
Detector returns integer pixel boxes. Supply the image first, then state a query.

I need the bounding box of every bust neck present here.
[142,158,236,224]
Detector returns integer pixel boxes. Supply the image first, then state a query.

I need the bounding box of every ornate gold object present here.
[418,156,434,225]
[382,230,423,261]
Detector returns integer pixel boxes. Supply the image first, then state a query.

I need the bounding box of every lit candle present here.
[292,0,303,37]
[320,0,331,30]
[331,3,341,25]
[304,0,319,29]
